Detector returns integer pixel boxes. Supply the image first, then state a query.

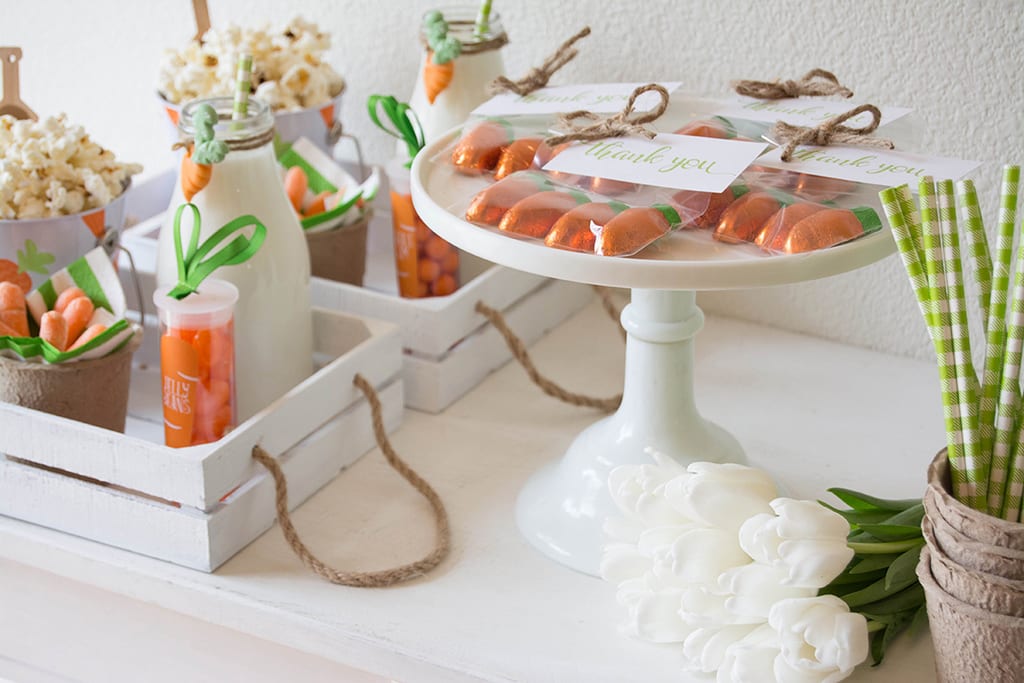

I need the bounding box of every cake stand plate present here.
[411,130,894,575]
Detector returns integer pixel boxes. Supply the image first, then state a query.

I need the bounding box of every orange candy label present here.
[161,334,199,448]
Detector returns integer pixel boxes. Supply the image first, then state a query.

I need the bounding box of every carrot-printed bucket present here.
[152,279,238,448]
[0,184,130,293]
[0,332,141,432]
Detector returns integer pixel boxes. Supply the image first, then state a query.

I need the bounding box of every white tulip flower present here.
[768,595,869,683]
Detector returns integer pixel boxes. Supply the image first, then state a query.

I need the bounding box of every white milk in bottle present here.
[157,97,314,420]
[407,5,508,144]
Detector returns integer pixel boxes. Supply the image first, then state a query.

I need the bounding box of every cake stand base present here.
[515,289,745,576]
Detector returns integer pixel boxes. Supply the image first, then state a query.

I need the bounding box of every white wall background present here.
[3,0,1022,361]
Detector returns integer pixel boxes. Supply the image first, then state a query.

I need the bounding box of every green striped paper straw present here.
[895,184,927,288]
[880,186,936,339]
[987,167,1022,515]
[920,177,981,508]
[232,52,253,121]
[957,179,993,321]
[938,179,986,507]
[958,179,1004,486]
[475,0,493,37]
[1004,418,1024,522]
[998,166,1024,520]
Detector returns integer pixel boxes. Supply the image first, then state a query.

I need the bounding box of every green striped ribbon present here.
[232,53,253,121]
[920,177,979,508]
[938,179,985,508]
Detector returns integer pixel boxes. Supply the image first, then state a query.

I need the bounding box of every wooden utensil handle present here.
[0,47,23,103]
[192,0,211,41]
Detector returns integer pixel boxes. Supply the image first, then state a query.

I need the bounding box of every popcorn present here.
[157,16,345,111]
[0,114,142,220]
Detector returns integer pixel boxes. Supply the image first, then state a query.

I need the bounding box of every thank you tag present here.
[472,82,682,117]
[756,146,982,187]
[542,134,769,193]
[713,97,912,129]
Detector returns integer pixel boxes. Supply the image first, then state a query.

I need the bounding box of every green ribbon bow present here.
[167,202,267,300]
[367,94,426,168]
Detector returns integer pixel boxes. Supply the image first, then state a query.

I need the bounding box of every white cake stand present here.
[411,131,895,576]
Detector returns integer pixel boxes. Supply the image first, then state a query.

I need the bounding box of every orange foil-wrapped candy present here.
[713,191,783,244]
[793,174,856,202]
[545,202,623,252]
[498,190,588,239]
[466,172,551,226]
[597,205,678,256]
[672,185,745,230]
[532,140,578,183]
[783,208,865,254]
[494,137,543,181]
[586,175,639,196]
[755,202,825,252]
[451,120,513,174]
[673,118,735,139]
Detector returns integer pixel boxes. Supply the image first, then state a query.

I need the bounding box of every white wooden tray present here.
[0,306,404,571]
[123,170,594,413]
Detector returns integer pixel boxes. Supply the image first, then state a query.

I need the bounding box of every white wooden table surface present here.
[0,296,942,682]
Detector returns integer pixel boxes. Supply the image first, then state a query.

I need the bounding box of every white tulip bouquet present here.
[602,459,924,682]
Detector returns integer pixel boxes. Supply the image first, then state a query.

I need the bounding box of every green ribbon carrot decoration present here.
[167,202,267,300]
[367,94,426,168]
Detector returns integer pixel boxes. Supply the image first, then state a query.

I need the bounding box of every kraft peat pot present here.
[0,332,142,432]
[303,211,371,286]
[917,545,1024,683]
[919,449,1024,682]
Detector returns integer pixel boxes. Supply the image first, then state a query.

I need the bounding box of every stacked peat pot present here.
[917,450,1024,682]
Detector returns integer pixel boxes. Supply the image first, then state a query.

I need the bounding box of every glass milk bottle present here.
[407,5,508,144]
[156,97,313,421]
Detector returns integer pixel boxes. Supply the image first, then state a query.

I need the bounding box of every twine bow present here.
[487,26,592,97]
[772,104,895,162]
[168,202,267,299]
[732,69,853,100]
[544,83,671,147]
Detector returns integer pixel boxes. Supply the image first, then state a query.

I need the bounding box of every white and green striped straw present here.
[1004,420,1024,522]
[881,186,935,336]
[920,177,981,508]
[997,167,1024,520]
[232,52,253,121]
[474,0,494,37]
[895,184,928,289]
[957,179,993,321]
[987,167,1023,516]
[938,179,986,507]
[958,179,1004,483]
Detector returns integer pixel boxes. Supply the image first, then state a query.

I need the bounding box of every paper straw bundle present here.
[881,166,1024,521]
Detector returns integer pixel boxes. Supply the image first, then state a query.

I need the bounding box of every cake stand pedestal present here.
[411,132,894,576]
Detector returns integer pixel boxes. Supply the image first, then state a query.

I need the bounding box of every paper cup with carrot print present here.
[386,158,460,298]
[153,279,238,448]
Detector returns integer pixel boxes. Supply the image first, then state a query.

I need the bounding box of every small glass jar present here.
[407,5,508,144]
[156,97,314,421]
